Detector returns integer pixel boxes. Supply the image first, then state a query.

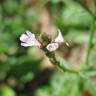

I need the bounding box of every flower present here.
[20,29,68,52]
[46,43,59,52]
[46,29,64,52]
[20,30,41,48]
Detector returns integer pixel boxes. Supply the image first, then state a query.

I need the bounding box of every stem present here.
[85,0,96,67]
[85,11,96,66]
[47,52,79,73]
[54,61,79,73]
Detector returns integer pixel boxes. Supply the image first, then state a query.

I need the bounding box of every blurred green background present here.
[0,0,96,96]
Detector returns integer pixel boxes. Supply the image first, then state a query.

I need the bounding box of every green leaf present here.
[85,79,96,96]
[62,2,92,28]
[0,85,16,96]
[3,0,20,14]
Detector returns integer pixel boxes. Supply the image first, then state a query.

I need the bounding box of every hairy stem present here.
[47,52,80,73]
[85,0,96,67]
[75,0,96,67]
[85,19,95,66]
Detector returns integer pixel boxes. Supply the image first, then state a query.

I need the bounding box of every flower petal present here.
[20,31,41,48]
[46,43,59,52]
[55,29,64,43]
[20,34,28,42]
[21,43,32,47]
[26,30,35,38]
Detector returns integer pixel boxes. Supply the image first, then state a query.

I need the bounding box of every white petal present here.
[21,43,32,47]
[46,43,59,52]
[20,31,41,48]
[25,36,40,46]
[55,29,64,43]
[26,30,35,38]
[20,34,28,42]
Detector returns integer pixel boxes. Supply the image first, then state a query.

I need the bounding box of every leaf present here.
[62,1,92,28]
[2,0,20,14]
[0,85,16,96]
[85,79,96,96]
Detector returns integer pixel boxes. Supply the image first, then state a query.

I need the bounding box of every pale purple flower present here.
[46,29,64,52]
[46,43,59,52]
[20,30,41,48]
[55,29,64,43]
[20,29,68,52]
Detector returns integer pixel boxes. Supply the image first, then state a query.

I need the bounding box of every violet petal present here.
[55,29,64,43]
[46,43,59,52]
